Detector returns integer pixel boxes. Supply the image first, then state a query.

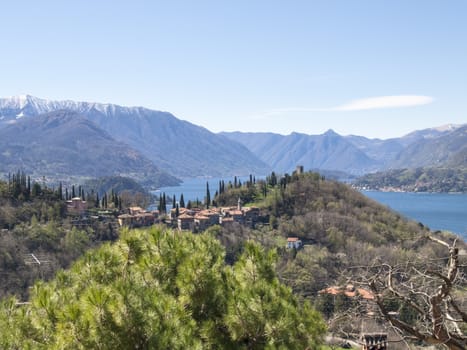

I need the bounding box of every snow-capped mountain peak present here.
[432,124,462,132]
[0,94,150,119]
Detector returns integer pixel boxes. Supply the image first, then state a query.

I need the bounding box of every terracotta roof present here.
[318,286,374,300]
[357,288,374,300]
[178,214,194,220]
[199,210,219,216]
[287,237,300,242]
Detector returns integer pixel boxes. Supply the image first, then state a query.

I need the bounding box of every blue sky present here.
[1,0,466,139]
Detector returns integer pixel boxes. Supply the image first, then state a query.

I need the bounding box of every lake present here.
[159,177,467,239]
[362,191,467,239]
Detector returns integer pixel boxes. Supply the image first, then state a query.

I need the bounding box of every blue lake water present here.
[362,191,467,239]
[159,178,467,239]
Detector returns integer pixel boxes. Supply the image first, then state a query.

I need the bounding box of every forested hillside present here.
[0,173,136,299]
[354,167,467,192]
[211,171,467,348]
[1,170,465,348]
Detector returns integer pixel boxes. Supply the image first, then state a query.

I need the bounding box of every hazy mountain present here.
[0,95,270,177]
[390,125,467,169]
[344,124,464,165]
[398,124,463,147]
[1,95,464,180]
[344,135,405,165]
[0,110,179,187]
[222,130,379,175]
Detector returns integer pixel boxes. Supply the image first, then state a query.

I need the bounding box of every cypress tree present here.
[206,182,211,209]
[58,182,63,200]
[180,193,185,208]
[27,176,31,196]
[163,193,166,213]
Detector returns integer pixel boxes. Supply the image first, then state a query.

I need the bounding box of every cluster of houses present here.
[117,206,159,228]
[69,196,300,250]
[171,199,260,231]
[115,198,262,232]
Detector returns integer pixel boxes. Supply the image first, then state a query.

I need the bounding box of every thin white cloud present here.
[330,95,434,111]
[253,95,434,119]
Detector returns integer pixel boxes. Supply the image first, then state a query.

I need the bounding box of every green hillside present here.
[1,170,465,348]
[354,167,467,192]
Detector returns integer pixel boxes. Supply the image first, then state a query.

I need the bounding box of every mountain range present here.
[222,124,466,175]
[0,95,465,186]
[0,110,179,187]
[0,95,270,183]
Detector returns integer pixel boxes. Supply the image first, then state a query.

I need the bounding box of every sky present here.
[1,0,466,139]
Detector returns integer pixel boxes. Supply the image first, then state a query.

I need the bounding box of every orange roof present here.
[318,286,374,300]
[178,214,194,220]
[287,237,300,242]
[199,210,219,216]
[319,287,341,295]
[357,288,374,300]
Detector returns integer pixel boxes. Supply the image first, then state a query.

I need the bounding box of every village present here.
[116,197,261,232]
[66,194,309,251]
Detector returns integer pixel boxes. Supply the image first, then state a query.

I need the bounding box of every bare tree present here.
[362,236,466,350]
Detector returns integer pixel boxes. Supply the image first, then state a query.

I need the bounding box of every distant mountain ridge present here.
[222,124,466,175]
[390,125,467,169]
[0,110,179,187]
[222,130,378,175]
[0,95,270,178]
[1,95,464,181]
